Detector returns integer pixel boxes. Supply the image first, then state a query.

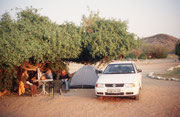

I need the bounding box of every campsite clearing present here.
[0,59,180,117]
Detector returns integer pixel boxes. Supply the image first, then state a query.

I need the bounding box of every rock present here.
[167,67,174,71]
[156,76,162,79]
[148,72,154,77]
[161,78,166,80]
[171,78,179,81]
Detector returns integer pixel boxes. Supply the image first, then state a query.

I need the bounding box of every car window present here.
[103,64,135,74]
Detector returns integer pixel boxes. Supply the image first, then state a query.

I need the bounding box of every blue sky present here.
[0,0,180,38]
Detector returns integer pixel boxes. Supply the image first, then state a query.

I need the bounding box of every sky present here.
[0,0,180,38]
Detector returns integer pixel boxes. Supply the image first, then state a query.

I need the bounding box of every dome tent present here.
[70,65,99,88]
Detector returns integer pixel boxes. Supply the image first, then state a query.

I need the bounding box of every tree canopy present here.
[0,8,82,69]
[77,11,140,63]
[0,8,141,91]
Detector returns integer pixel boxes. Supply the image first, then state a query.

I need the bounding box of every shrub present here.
[175,41,180,60]
[125,53,136,59]
[132,49,142,60]
[0,69,16,91]
[142,44,167,59]
[138,53,146,59]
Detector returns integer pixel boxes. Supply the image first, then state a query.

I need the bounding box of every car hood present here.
[97,74,137,84]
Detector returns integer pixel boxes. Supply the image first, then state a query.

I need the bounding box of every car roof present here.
[109,61,135,65]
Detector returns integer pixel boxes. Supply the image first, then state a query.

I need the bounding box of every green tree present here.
[79,11,139,63]
[0,8,82,68]
[0,8,82,91]
[0,8,141,91]
[175,41,180,60]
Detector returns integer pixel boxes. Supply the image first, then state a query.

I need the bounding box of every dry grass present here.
[167,54,179,59]
[155,68,180,79]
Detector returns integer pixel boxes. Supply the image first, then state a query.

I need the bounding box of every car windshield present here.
[103,64,135,74]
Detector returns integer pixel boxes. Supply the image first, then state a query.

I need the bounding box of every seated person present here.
[19,70,28,96]
[45,68,53,79]
[59,70,70,93]
[19,70,38,96]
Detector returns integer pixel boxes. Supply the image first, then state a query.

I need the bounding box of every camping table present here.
[36,79,53,95]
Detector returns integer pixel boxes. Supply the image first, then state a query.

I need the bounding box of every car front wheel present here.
[97,95,104,100]
[134,94,139,100]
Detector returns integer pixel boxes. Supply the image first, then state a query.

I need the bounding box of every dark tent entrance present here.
[70,65,98,89]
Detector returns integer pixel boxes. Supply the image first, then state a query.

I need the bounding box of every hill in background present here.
[142,34,179,52]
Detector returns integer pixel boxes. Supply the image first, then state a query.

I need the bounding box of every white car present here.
[95,61,142,100]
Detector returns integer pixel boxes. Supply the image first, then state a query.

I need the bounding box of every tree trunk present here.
[97,57,107,69]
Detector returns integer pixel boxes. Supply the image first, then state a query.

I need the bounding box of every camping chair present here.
[24,83,38,96]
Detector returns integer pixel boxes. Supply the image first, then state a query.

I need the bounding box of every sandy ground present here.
[0,59,180,117]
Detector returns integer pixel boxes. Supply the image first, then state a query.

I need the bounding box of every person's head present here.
[61,70,67,76]
[47,68,52,73]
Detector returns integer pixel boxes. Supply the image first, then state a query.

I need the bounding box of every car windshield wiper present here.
[104,72,122,74]
[122,72,135,74]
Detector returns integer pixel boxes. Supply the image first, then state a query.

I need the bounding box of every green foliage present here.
[48,61,68,72]
[175,41,180,60]
[0,8,82,69]
[0,8,141,91]
[0,8,82,90]
[59,22,82,60]
[125,53,136,59]
[138,53,146,59]
[0,69,16,91]
[78,11,139,63]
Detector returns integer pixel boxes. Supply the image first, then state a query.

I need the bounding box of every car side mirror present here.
[137,69,142,73]
[97,70,103,74]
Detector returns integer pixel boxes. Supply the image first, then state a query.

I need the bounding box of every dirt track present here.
[0,59,180,117]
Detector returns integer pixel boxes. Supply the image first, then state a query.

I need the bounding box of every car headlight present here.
[96,83,104,88]
[124,83,135,88]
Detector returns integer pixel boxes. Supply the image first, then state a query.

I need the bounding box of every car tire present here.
[97,96,104,100]
[134,94,139,100]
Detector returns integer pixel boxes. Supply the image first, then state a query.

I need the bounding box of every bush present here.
[142,44,167,59]
[125,52,146,60]
[175,41,180,60]
[125,53,136,59]
[0,69,17,91]
[132,49,142,60]
[138,53,146,59]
